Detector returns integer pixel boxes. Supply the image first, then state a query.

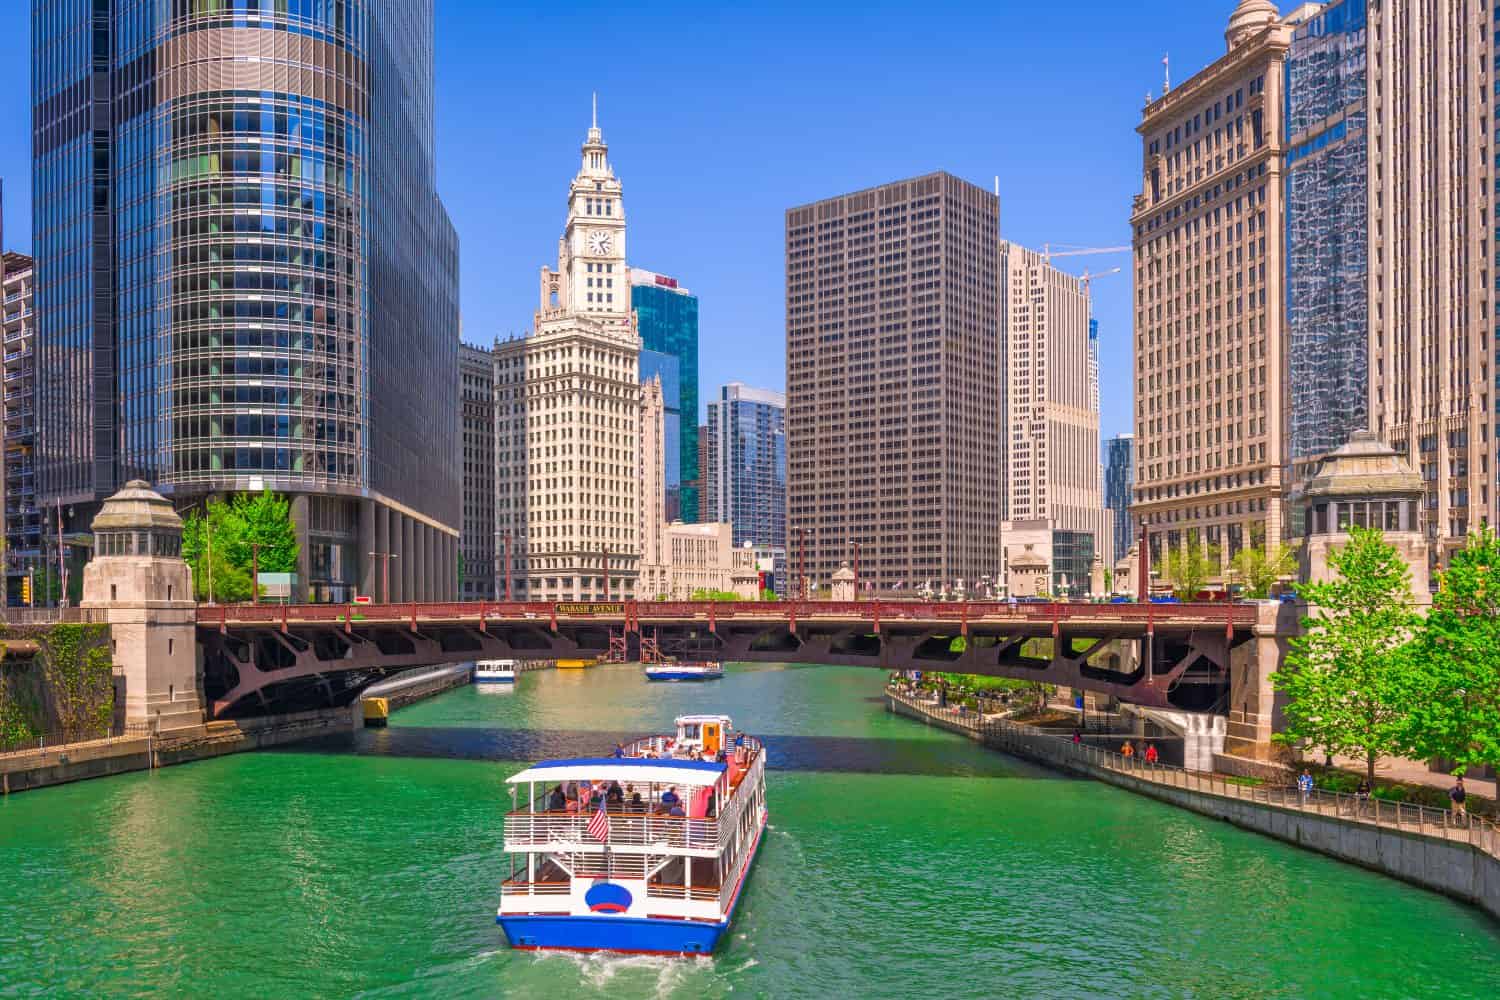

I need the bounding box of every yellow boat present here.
[556,658,596,670]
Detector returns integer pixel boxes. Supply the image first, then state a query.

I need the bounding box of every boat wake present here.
[531,949,701,997]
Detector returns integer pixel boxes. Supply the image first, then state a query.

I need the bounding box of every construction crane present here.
[1078,266,1123,297]
[1041,243,1130,264]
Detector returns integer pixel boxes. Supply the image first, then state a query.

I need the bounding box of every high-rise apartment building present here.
[786,172,1002,595]
[631,268,699,523]
[1,251,42,603]
[1104,433,1135,567]
[1131,0,1293,568]
[459,343,495,601]
[705,383,786,550]
[1363,0,1492,557]
[999,242,1113,573]
[31,0,460,602]
[494,111,641,602]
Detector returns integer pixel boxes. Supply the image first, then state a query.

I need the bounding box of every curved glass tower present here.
[33,0,459,602]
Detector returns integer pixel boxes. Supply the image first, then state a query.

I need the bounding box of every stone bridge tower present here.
[82,481,203,731]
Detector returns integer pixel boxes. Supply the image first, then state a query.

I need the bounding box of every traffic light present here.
[20,575,31,606]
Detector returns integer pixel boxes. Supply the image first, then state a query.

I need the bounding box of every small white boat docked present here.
[498,714,767,955]
[474,659,517,684]
[644,661,724,683]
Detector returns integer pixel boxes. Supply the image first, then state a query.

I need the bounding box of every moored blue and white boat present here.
[497,714,767,956]
[474,659,517,684]
[644,661,724,683]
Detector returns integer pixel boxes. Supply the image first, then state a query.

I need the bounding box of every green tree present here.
[1230,542,1299,598]
[1102,567,1114,594]
[182,491,297,602]
[226,490,298,575]
[1272,526,1420,780]
[1403,527,1500,777]
[689,589,741,601]
[1156,541,1220,600]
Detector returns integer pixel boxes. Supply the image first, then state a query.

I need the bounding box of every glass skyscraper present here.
[630,268,698,522]
[640,347,682,519]
[705,383,785,550]
[1103,433,1134,565]
[1285,0,1368,474]
[32,0,459,601]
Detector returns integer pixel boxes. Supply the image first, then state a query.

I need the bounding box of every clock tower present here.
[503,100,644,604]
[545,97,629,320]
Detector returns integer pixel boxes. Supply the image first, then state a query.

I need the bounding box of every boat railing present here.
[645,883,721,903]
[500,878,570,897]
[504,810,722,852]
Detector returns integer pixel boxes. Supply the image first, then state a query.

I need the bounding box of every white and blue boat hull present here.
[498,817,764,956]
[645,667,723,682]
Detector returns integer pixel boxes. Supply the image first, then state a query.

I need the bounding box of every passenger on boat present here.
[627,790,647,813]
[613,743,626,759]
[546,785,566,812]
[660,786,681,810]
[667,802,686,817]
[606,781,624,806]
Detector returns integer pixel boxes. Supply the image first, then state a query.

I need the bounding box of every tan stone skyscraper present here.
[1000,242,1113,576]
[1365,0,1493,559]
[494,109,641,601]
[1131,0,1293,570]
[786,173,1002,596]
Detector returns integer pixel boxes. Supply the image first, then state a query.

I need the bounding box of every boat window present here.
[680,723,701,740]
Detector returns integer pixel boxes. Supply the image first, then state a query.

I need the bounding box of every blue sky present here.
[0,1,1240,439]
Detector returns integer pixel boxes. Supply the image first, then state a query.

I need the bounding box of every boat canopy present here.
[505,757,728,788]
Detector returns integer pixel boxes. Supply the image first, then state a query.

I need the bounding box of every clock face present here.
[588,230,613,256]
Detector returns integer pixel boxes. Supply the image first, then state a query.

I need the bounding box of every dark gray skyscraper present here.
[786,172,1001,594]
[32,0,459,601]
[1104,434,1134,567]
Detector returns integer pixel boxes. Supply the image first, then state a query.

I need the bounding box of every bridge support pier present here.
[1223,601,1297,761]
[81,481,205,732]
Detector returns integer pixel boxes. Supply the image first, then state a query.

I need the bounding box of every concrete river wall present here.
[888,690,1500,923]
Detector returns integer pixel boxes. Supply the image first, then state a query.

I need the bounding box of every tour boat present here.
[474,659,517,684]
[498,714,767,955]
[644,661,724,683]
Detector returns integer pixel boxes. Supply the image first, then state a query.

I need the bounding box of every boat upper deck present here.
[503,736,765,856]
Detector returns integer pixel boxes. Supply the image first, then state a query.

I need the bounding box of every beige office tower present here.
[786,172,1002,596]
[1365,0,1493,559]
[1000,243,1114,582]
[638,376,668,599]
[1131,0,1293,571]
[494,110,642,601]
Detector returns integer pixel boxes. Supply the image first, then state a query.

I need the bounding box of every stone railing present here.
[888,683,1500,863]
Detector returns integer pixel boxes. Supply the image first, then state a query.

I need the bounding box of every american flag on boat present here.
[587,802,611,842]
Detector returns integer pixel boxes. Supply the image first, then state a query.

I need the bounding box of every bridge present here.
[196,599,1264,719]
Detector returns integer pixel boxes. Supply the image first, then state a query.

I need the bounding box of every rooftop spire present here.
[587,92,603,145]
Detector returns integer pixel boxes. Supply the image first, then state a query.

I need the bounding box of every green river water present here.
[2,663,1498,999]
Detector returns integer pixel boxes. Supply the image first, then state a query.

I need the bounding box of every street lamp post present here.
[503,532,512,602]
[367,550,398,604]
[250,542,262,605]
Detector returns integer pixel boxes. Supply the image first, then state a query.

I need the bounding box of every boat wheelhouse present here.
[644,661,724,683]
[498,714,767,955]
[474,660,517,684]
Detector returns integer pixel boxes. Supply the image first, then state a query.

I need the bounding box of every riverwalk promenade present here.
[886,687,1500,922]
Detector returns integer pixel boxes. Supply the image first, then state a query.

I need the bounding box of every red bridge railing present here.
[197,600,1259,630]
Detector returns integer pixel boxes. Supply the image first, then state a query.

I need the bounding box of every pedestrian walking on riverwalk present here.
[1121,741,1135,767]
[1450,777,1468,825]
[1355,778,1371,816]
[1298,770,1314,805]
[1145,744,1159,766]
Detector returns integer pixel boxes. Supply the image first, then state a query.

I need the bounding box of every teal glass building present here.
[631,269,698,523]
[32,0,460,601]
